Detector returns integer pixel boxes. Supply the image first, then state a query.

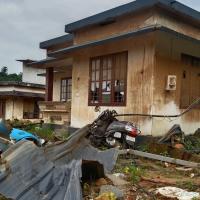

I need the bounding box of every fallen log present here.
[119,149,200,168]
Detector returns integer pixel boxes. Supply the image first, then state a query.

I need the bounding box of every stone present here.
[156,186,200,200]
[174,143,184,149]
[100,185,124,200]
[106,174,128,186]
[95,192,116,200]
[95,178,108,186]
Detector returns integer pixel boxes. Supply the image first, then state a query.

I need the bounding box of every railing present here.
[23,112,40,119]
[38,101,71,124]
[39,101,71,112]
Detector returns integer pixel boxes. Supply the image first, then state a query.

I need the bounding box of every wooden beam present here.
[45,67,54,101]
[119,149,200,168]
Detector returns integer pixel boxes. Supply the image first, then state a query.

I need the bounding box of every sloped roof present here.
[49,25,200,58]
[65,0,200,33]
[40,34,73,49]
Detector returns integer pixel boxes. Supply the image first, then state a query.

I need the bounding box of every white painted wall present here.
[22,65,45,85]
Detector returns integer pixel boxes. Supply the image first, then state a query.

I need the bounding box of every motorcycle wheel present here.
[122,135,135,149]
[105,137,122,148]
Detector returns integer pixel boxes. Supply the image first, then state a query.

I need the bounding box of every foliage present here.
[176,180,199,191]
[192,197,200,200]
[0,66,22,82]
[95,192,116,200]
[0,194,9,200]
[57,130,70,140]
[184,135,200,151]
[1,66,8,74]
[124,165,144,184]
[26,125,54,141]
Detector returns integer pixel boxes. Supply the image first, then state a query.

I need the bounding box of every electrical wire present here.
[115,98,200,119]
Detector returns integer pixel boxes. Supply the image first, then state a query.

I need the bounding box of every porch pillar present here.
[45,67,53,101]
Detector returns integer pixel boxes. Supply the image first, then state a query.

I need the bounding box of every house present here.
[30,0,200,135]
[0,60,45,120]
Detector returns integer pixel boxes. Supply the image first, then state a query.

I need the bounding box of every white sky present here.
[0,0,199,73]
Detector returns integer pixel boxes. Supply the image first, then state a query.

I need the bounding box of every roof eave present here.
[50,25,200,58]
[40,34,73,49]
[65,0,200,33]
[65,0,158,33]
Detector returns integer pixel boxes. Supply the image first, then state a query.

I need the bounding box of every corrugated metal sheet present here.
[0,125,118,200]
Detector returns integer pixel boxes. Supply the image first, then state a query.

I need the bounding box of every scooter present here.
[0,121,45,148]
[89,110,141,149]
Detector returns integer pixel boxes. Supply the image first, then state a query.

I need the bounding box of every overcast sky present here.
[0,0,199,74]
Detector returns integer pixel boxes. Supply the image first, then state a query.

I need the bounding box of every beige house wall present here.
[71,35,155,134]
[3,97,39,120]
[151,33,200,136]
[74,9,155,44]
[74,9,200,45]
[5,98,23,120]
[154,11,200,40]
[151,55,200,136]
[71,33,200,136]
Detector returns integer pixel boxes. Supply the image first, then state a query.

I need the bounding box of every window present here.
[89,52,127,106]
[60,78,72,102]
[180,54,200,108]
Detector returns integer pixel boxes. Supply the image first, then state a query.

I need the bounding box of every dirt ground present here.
[83,155,200,200]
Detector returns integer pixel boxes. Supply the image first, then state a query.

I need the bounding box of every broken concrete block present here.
[100,185,124,200]
[95,192,116,200]
[106,174,128,186]
[156,186,200,200]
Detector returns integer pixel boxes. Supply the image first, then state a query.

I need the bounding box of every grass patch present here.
[176,180,199,191]
[124,165,144,184]
[25,125,54,141]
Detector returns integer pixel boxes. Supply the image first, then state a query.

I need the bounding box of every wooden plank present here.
[119,149,200,168]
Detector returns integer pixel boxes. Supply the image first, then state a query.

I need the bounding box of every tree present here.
[1,66,8,75]
[0,67,22,82]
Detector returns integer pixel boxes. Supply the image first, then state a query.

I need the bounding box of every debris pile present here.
[0,120,199,200]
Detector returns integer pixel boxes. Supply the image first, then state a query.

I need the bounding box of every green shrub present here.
[124,165,144,184]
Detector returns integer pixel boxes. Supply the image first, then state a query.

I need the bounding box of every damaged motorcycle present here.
[89,110,141,149]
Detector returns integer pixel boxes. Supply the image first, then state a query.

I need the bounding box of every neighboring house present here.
[0,60,45,120]
[30,0,200,136]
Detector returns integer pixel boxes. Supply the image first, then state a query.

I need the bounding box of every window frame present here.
[60,77,72,102]
[88,51,128,107]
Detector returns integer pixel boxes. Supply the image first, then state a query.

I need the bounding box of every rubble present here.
[95,192,117,200]
[99,185,123,200]
[0,119,199,200]
[156,186,200,200]
[0,125,119,200]
[106,174,128,186]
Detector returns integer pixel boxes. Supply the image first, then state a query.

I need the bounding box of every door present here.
[0,101,5,119]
